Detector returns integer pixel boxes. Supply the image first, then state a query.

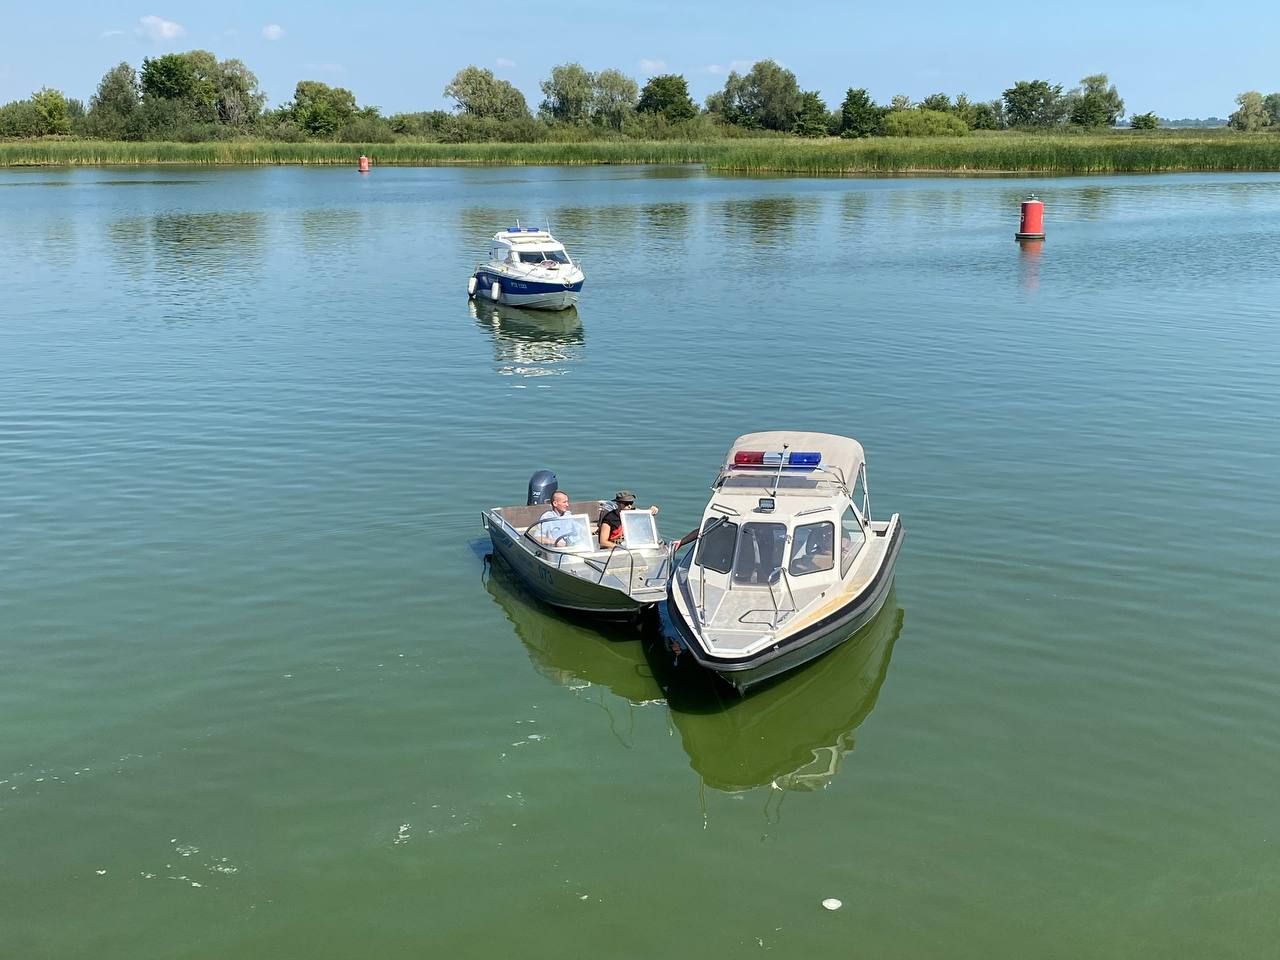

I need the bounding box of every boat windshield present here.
[695,517,737,574]
[528,512,592,551]
[620,509,660,548]
[731,522,787,585]
[518,250,571,264]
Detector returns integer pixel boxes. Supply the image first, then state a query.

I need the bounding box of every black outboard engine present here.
[527,470,558,506]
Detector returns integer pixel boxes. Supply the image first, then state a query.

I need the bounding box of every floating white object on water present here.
[822,898,842,911]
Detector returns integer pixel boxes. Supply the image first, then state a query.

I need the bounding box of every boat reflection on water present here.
[654,592,903,795]
[483,555,902,793]
[468,298,584,379]
[482,556,662,706]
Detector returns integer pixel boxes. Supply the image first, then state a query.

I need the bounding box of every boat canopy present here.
[720,431,865,491]
[492,229,560,246]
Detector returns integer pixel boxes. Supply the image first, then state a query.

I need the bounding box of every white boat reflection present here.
[468,298,584,378]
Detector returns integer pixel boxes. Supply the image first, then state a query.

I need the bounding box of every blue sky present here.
[2,1,1275,118]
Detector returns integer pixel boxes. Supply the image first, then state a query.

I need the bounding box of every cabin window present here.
[789,521,835,576]
[518,250,571,264]
[731,522,787,585]
[840,507,865,577]
[695,518,737,574]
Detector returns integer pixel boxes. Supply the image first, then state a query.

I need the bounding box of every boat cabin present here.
[489,227,573,267]
[684,435,874,632]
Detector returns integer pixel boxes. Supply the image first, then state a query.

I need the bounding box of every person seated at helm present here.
[598,490,659,549]
[790,524,834,574]
[536,491,579,546]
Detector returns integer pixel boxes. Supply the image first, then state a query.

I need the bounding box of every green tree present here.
[636,74,696,122]
[539,63,595,124]
[952,93,976,128]
[1129,111,1158,130]
[86,62,140,139]
[838,88,884,138]
[443,66,530,121]
[1263,93,1280,126]
[213,58,265,127]
[889,94,913,112]
[0,99,40,137]
[140,54,197,103]
[1069,73,1124,127]
[711,59,802,131]
[971,99,1005,130]
[289,80,358,136]
[920,92,952,113]
[792,90,829,137]
[1002,80,1066,128]
[592,69,638,130]
[1229,91,1271,131]
[883,109,968,137]
[31,87,72,135]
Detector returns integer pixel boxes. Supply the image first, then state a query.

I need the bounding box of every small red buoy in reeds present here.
[1015,194,1045,240]
[357,155,370,173]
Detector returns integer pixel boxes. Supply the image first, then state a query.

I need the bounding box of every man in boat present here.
[597,490,659,549]
[536,491,580,546]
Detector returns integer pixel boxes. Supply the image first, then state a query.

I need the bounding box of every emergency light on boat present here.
[733,450,822,468]
[505,226,544,233]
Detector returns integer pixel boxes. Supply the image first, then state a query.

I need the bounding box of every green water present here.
[2,166,1278,958]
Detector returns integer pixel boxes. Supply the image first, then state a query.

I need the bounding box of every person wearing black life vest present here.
[597,490,659,549]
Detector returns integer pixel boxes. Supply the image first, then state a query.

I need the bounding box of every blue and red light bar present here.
[733,450,822,469]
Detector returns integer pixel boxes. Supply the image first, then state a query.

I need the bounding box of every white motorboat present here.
[481,471,674,617]
[667,432,903,694]
[468,226,585,311]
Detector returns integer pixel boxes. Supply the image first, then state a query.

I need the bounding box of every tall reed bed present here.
[5,134,1280,173]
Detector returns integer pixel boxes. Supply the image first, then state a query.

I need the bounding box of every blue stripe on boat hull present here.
[472,272,584,311]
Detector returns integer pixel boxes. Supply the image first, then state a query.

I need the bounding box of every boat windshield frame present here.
[620,509,661,548]
[524,512,594,553]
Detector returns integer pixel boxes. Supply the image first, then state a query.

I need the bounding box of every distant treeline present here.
[2,54,1277,143]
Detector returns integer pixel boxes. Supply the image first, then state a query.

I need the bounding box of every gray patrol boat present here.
[482,471,676,617]
[667,432,904,693]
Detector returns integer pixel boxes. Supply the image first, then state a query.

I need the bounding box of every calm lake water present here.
[2,165,1278,958]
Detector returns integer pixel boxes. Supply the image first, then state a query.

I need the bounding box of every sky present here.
[1,1,1276,119]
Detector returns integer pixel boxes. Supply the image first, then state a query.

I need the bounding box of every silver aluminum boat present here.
[481,473,675,617]
[667,432,904,694]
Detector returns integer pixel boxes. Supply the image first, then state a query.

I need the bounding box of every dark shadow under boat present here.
[482,555,662,705]
[650,592,903,793]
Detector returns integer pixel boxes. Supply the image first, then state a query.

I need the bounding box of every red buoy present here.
[1015,195,1044,240]
[357,155,370,173]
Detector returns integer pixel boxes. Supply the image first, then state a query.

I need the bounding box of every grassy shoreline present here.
[4,133,1280,174]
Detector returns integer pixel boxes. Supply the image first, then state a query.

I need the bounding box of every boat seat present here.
[498,501,609,535]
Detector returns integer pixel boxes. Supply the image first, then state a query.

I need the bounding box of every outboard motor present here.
[527,470,558,506]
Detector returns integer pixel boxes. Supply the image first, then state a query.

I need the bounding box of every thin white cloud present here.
[639,58,666,74]
[137,15,185,42]
[262,24,285,41]
[706,59,756,75]
[495,58,516,69]
[102,28,126,38]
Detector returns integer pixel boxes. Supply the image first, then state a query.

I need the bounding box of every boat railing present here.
[764,566,799,629]
[583,544,636,591]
